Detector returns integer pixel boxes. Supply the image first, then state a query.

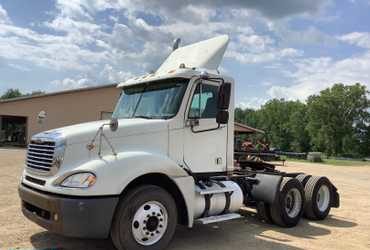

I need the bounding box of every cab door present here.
[183,81,228,173]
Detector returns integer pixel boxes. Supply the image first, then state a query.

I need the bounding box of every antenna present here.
[172,38,181,51]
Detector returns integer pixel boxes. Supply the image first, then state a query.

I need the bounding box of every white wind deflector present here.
[156,35,229,73]
[117,35,229,88]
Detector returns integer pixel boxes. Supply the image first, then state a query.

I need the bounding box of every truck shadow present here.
[29,213,357,250]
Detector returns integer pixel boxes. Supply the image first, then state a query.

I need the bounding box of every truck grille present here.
[26,140,55,172]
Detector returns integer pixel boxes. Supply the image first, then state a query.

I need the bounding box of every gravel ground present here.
[0,148,369,250]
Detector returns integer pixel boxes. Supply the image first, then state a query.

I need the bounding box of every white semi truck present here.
[19,35,339,250]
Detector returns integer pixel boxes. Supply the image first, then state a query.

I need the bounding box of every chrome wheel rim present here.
[317,185,330,212]
[284,188,302,218]
[132,201,168,246]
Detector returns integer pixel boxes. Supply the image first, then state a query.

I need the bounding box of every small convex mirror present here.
[110,117,119,132]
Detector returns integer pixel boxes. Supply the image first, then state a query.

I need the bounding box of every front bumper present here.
[18,183,119,239]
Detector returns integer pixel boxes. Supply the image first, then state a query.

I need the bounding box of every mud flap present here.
[330,182,340,208]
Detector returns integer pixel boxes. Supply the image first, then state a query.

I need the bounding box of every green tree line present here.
[0,88,44,100]
[235,83,370,157]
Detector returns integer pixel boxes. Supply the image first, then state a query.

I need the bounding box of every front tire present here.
[111,185,177,250]
[270,177,305,227]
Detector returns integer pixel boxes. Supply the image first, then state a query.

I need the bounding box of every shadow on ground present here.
[30,213,357,250]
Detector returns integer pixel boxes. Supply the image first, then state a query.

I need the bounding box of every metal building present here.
[0,84,120,146]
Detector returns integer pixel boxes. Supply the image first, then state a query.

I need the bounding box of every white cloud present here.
[267,52,370,100]
[51,77,90,90]
[227,47,302,64]
[105,0,328,19]
[0,0,339,95]
[100,64,133,83]
[237,97,268,109]
[54,0,94,20]
[269,22,336,47]
[0,4,11,24]
[8,63,31,72]
[238,34,274,52]
[338,32,370,49]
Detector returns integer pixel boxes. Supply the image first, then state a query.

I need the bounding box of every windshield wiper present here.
[133,115,171,119]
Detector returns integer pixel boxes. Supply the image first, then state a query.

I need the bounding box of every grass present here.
[286,157,370,166]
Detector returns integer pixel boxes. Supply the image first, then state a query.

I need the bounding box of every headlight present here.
[60,172,96,188]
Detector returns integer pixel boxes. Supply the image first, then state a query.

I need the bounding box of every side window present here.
[189,84,219,119]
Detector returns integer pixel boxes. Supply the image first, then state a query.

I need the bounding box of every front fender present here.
[36,151,189,197]
[112,151,189,194]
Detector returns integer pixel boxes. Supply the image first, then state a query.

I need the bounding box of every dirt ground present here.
[0,148,369,250]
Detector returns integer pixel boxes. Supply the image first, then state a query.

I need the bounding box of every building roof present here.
[0,83,118,104]
[234,122,265,134]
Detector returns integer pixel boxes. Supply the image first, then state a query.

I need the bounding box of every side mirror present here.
[216,110,229,124]
[217,83,231,110]
[110,117,119,132]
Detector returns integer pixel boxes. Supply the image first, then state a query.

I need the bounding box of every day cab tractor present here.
[18,35,339,250]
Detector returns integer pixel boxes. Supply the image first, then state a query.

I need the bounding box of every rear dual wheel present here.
[303,176,332,220]
[270,177,305,227]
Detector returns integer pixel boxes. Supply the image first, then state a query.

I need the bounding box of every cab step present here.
[195,213,242,224]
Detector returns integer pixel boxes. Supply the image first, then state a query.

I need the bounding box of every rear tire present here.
[111,185,177,250]
[296,174,311,187]
[303,176,332,220]
[270,177,305,227]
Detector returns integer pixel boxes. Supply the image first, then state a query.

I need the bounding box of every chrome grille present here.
[26,140,55,172]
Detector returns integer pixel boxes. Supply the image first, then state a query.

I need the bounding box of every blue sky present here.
[0,0,369,108]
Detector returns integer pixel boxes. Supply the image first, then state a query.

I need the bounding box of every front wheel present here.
[111,185,177,250]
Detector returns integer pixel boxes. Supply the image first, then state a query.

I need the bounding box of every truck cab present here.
[19,35,339,250]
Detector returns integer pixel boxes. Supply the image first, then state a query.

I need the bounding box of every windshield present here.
[113,78,189,119]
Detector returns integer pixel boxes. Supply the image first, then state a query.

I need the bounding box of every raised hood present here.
[34,119,169,145]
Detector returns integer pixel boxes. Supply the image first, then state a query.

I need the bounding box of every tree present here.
[257,99,310,151]
[288,103,311,152]
[236,99,310,152]
[235,83,369,156]
[1,88,22,99]
[306,83,370,157]
[235,107,259,128]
